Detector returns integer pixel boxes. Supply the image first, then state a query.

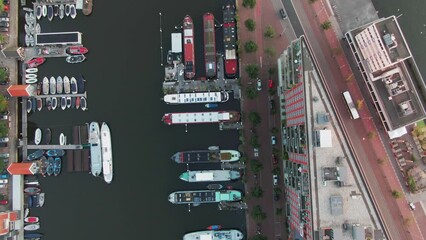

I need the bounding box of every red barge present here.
[223,1,237,78]
[203,13,217,78]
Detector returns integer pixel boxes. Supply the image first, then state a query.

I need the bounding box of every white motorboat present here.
[25,13,34,24]
[47,5,53,21]
[37,192,45,207]
[35,5,42,19]
[26,73,37,79]
[59,5,64,19]
[54,5,59,17]
[28,35,35,47]
[70,77,78,94]
[26,78,38,84]
[183,230,244,240]
[51,97,58,110]
[56,76,63,94]
[46,97,52,111]
[101,122,113,184]
[80,97,87,111]
[63,76,70,94]
[42,77,49,95]
[70,4,77,19]
[89,122,102,177]
[42,5,47,17]
[25,34,31,47]
[59,133,65,145]
[24,24,31,35]
[65,4,71,17]
[23,223,40,231]
[23,7,33,12]
[34,128,42,145]
[35,23,41,34]
[49,77,56,95]
[26,68,38,74]
[36,98,42,111]
[60,97,66,110]
[26,99,32,114]
[66,97,71,108]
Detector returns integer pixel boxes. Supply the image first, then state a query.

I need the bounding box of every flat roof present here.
[330,195,343,215]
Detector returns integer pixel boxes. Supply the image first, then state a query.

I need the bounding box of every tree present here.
[309,0,318,3]
[246,86,258,100]
[0,95,7,113]
[356,99,364,110]
[250,159,263,173]
[367,131,377,139]
[272,167,281,175]
[391,190,402,199]
[265,47,275,58]
[250,135,260,148]
[242,0,256,8]
[274,187,282,195]
[0,34,5,44]
[264,26,275,38]
[245,19,256,31]
[268,67,276,77]
[0,121,7,137]
[276,207,283,215]
[245,64,260,79]
[377,158,387,165]
[248,111,261,125]
[407,176,417,193]
[271,127,278,134]
[0,68,8,82]
[321,21,332,30]
[244,41,258,53]
[250,186,264,198]
[251,205,266,222]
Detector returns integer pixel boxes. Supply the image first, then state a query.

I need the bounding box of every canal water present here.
[24,0,245,239]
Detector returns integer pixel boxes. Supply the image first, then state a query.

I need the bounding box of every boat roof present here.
[169,112,230,124]
[195,172,214,181]
[164,92,226,104]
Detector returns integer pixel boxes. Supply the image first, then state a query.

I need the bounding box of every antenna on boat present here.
[188,204,191,212]
[185,124,188,133]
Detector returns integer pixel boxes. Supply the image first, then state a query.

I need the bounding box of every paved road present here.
[290,0,424,239]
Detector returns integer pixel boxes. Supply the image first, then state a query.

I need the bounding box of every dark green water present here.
[24,0,245,239]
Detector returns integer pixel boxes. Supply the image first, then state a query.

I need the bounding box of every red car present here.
[272,154,278,165]
[268,79,274,89]
[0,199,8,205]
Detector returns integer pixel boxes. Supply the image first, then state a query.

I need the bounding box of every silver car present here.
[257,79,262,91]
[0,137,8,143]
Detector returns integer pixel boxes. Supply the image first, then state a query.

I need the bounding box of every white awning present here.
[387,126,408,139]
[319,130,332,148]
[195,172,214,181]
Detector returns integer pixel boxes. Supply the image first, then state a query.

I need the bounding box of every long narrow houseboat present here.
[168,190,242,205]
[163,91,229,104]
[183,15,195,79]
[223,1,237,78]
[171,146,240,163]
[203,13,216,78]
[162,111,240,125]
[183,230,244,240]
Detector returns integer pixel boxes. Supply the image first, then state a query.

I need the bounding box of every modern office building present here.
[346,16,426,138]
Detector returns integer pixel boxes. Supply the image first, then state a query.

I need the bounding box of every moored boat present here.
[71,97,76,108]
[70,77,78,94]
[35,23,41,34]
[60,97,66,110]
[223,1,238,78]
[27,149,44,161]
[76,97,81,109]
[162,111,240,125]
[49,76,56,95]
[24,232,44,239]
[23,223,40,231]
[203,12,217,78]
[183,15,195,79]
[36,98,42,111]
[172,146,240,163]
[66,97,71,108]
[26,68,38,74]
[59,133,65,145]
[51,97,58,110]
[42,5,47,17]
[24,216,39,223]
[46,97,52,110]
[89,122,102,177]
[56,76,63,94]
[207,184,223,190]
[24,186,41,195]
[80,97,87,111]
[26,73,37,79]
[66,55,86,64]
[59,4,65,19]
[31,97,37,113]
[163,91,229,104]
[77,75,86,93]
[26,78,38,84]
[206,225,222,230]
[35,5,42,19]
[179,170,241,182]
[101,122,113,184]
[47,5,53,21]
[46,149,65,157]
[205,103,218,108]
[46,157,54,176]
[36,192,45,207]
[42,77,49,95]
[183,230,243,240]
[34,128,42,145]
[63,76,70,94]
[44,128,51,144]
[53,157,61,176]
[66,46,88,55]
[65,4,71,17]
[83,0,93,15]
[168,190,242,205]
[26,99,32,113]
[70,4,77,19]
[27,57,46,68]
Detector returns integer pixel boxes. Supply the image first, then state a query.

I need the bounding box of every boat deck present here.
[174,191,216,203]
[173,150,220,163]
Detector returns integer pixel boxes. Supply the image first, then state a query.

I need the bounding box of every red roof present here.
[0,211,18,236]
[7,85,35,97]
[7,162,38,175]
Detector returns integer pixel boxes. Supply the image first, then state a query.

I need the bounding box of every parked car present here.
[254,148,259,157]
[0,173,8,179]
[0,137,9,142]
[0,18,8,22]
[269,100,276,111]
[279,8,287,19]
[273,175,279,185]
[271,135,276,145]
[0,27,7,32]
[0,11,8,18]
[257,79,262,91]
[0,153,9,158]
[268,79,274,89]
[0,115,7,120]
[272,154,278,165]
[0,199,8,205]
[0,143,7,148]
[409,202,416,210]
[0,22,9,28]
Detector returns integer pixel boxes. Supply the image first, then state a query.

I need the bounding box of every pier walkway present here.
[27,144,84,150]
[24,45,84,61]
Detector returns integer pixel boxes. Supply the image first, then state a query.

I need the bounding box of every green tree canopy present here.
[242,0,256,8]
[251,205,267,222]
[248,111,261,125]
[245,64,260,79]
[245,85,258,100]
[0,68,8,82]
[250,234,267,240]
[250,186,264,198]
[264,26,275,38]
[244,41,258,53]
[321,21,332,30]
[0,121,8,137]
[0,95,7,113]
[250,159,263,173]
[245,19,256,31]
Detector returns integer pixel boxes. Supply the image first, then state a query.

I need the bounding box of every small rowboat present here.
[24,223,40,231]
[207,184,223,190]
[26,73,37,79]
[42,5,47,17]
[34,128,42,145]
[59,133,65,145]
[205,103,218,108]
[206,225,222,230]
[37,192,45,207]
[36,98,42,111]
[27,57,46,68]
[26,78,38,84]
[24,216,39,223]
[24,186,41,195]
[26,68,38,74]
